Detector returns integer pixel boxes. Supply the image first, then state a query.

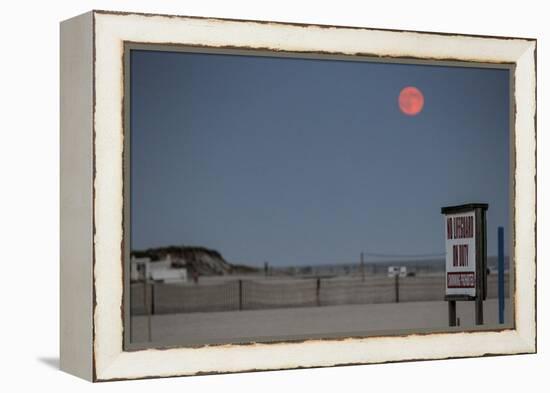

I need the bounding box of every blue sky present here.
[130,49,510,266]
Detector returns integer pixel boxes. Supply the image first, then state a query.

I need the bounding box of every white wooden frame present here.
[60,10,536,382]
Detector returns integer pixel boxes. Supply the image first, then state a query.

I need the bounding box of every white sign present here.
[444,212,476,297]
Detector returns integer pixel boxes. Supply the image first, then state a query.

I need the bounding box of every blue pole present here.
[498,226,505,324]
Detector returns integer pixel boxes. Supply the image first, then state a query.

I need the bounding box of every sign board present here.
[444,212,477,297]
[441,203,488,303]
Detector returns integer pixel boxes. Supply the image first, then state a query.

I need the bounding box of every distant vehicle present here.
[388,266,408,278]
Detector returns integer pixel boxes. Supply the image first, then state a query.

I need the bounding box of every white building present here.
[131,254,188,283]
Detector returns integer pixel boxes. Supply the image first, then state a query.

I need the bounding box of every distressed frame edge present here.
[512,39,537,354]
[59,11,95,381]
[90,11,537,381]
[91,8,538,42]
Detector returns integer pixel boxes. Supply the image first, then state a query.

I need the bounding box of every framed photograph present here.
[60,10,536,381]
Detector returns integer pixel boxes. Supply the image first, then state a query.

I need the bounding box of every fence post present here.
[238,279,243,311]
[316,277,321,306]
[146,281,152,342]
[394,275,400,303]
[360,252,365,282]
[151,282,155,315]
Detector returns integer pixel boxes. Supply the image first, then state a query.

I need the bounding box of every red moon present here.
[398,86,424,116]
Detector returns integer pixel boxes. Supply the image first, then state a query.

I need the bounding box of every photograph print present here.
[125,46,512,348]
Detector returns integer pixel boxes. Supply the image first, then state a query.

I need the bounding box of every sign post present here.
[498,226,505,324]
[441,203,488,326]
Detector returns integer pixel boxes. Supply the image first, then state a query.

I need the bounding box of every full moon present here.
[398,86,424,116]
